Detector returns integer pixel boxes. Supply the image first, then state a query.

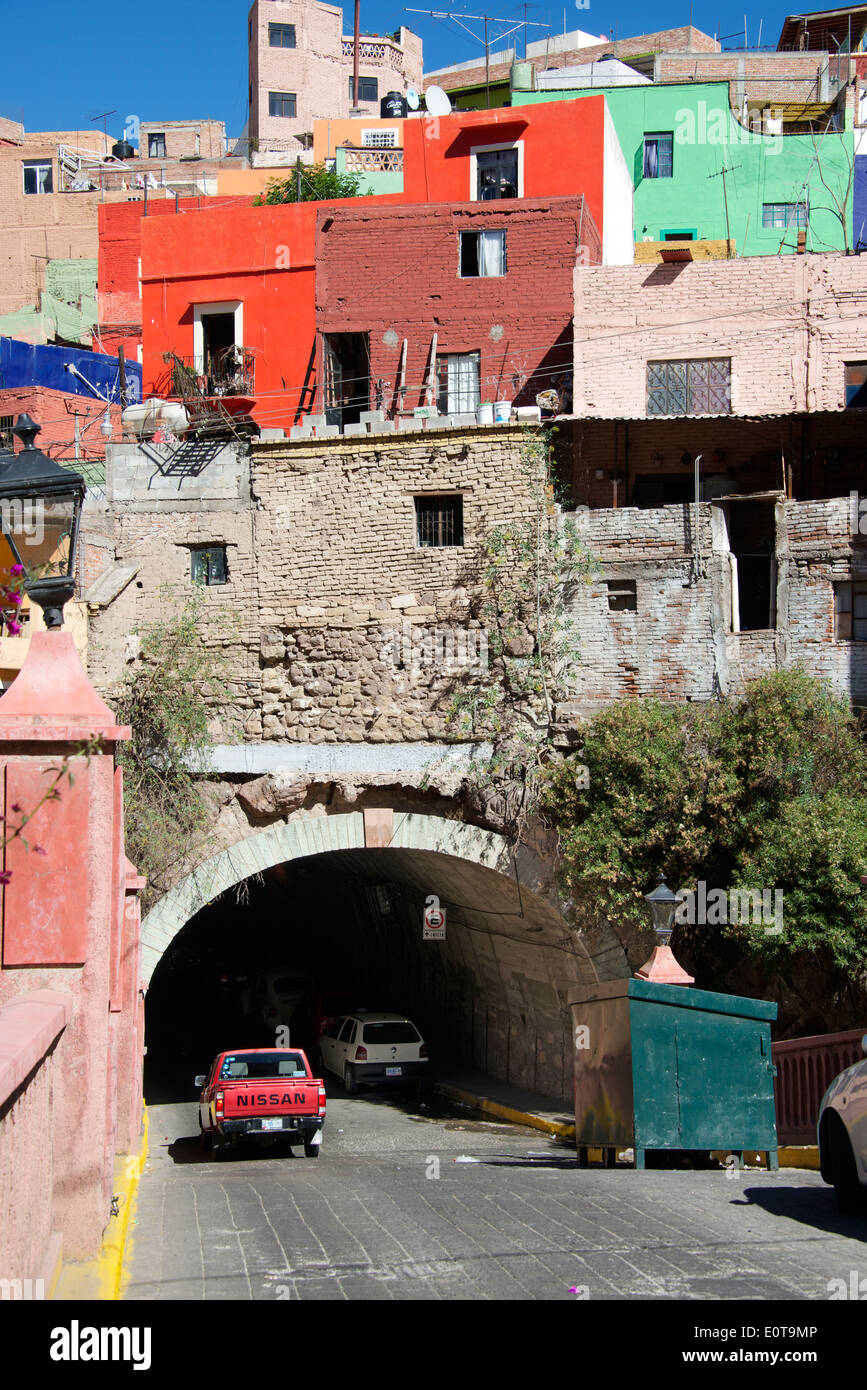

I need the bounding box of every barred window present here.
[0,416,13,449]
[647,359,731,416]
[361,128,398,147]
[191,544,228,585]
[415,495,464,548]
[835,581,867,641]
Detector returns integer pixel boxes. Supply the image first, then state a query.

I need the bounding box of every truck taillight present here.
[215,1090,224,1114]
[318,1085,327,1114]
[419,1043,428,1058]
[355,1045,367,1061]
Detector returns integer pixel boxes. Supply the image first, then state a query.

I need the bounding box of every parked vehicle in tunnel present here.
[318,1012,429,1094]
[241,971,315,1037]
[196,1048,326,1158]
[818,1034,867,1212]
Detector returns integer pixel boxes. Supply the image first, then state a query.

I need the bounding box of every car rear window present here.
[219,1052,308,1080]
[362,1022,420,1044]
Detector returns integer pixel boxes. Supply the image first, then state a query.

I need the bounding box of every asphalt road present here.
[123,1087,867,1302]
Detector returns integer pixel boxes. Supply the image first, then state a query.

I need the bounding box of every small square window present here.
[835,581,867,640]
[415,495,464,548]
[643,133,673,178]
[148,133,166,159]
[0,416,13,449]
[269,91,297,119]
[191,545,228,586]
[845,362,867,408]
[350,76,378,102]
[269,22,296,47]
[647,359,731,416]
[460,230,506,277]
[606,580,637,611]
[22,160,53,194]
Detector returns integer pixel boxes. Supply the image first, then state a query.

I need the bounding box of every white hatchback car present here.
[818,1034,867,1212]
[318,1012,429,1093]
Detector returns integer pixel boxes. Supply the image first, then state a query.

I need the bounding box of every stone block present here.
[343,423,367,436]
[360,410,385,423]
[259,428,286,441]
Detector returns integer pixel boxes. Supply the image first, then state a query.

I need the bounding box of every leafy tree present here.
[540,669,867,1027]
[253,161,373,205]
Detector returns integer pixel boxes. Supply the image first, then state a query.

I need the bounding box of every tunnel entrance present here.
[143,830,607,1108]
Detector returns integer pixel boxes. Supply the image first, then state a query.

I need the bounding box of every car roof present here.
[345,1012,417,1023]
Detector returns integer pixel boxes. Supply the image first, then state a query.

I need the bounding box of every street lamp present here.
[634,871,695,986]
[0,414,86,630]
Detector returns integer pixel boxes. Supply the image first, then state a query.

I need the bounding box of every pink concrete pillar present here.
[0,630,141,1263]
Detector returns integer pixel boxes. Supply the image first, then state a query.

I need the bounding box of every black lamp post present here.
[634,871,695,986]
[0,415,86,630]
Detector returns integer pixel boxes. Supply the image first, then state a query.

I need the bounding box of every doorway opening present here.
[323,333,370,427]
[727,501,777,631]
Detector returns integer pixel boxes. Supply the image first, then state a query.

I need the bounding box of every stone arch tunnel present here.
[141,810,629,1105]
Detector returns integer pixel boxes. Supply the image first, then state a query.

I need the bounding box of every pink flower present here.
[10,564,24,576]
[0,870,12,886]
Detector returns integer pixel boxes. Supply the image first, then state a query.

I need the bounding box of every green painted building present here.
[514,81,855,256]
[335,147,403,195]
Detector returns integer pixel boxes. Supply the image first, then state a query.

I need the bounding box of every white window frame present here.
[192,301,243,375]
[469,141,524,202]
[360,128,398,148]
[22,159,53,195]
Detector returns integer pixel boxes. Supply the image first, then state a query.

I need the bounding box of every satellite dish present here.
[424,85,453,117]
[406,87,420,111]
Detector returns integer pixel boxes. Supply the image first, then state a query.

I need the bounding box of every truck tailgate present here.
[223,1081,320,1116]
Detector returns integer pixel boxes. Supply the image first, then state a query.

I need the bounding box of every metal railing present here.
[164,348,256,400]
[773,1027,865,1145]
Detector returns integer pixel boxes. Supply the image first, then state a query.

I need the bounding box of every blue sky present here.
[1,1,794,138]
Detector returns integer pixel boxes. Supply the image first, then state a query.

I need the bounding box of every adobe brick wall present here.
[573,253,867,418]
[138,121,226,161]
[0,130,106,316]
[317,196,600,409]
[655,50,834,104]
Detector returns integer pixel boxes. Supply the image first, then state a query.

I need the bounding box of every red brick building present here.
[315,196,599,421]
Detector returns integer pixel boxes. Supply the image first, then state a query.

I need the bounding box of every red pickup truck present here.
[196,1048,326,1159]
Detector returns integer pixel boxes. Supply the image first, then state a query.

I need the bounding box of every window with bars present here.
[845,362,867,408]
[0,416,13,449]
[835,581,867,640]
[269,22,296,46]
[646,359,731,416]
[350,77,378,102]
[762,202,808,228]
[361,128,397,147]
[269,91,297,118]
[415,495,464,548]
[190,545,228,586]
[642,133,673,178]
[22,160,53,194]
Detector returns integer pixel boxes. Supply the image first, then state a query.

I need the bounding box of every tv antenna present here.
[89,109,117,154]
[405,9,550,107]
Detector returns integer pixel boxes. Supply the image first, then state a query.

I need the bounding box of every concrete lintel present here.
[204,740,493,775]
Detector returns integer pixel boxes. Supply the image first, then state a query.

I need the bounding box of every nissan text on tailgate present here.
[196,1048,326,1159]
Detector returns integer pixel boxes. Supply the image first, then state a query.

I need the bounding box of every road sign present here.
[423,895,446,940]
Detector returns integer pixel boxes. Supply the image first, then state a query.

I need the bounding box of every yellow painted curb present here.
[778,1146,821,1171]
[54,1105,149,1301]
[434,1082,576,1139]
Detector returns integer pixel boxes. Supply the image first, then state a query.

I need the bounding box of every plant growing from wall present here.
[443,426,593,839]
[112,589,224,904]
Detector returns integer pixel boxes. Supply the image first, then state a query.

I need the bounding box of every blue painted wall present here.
[0,338,142,404]
[854,156,867,249]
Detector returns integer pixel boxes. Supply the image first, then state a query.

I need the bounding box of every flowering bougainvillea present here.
[0,564,26,636]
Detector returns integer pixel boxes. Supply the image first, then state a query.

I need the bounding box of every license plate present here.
[385,1066,402,1076]
[261,1117,283,1132]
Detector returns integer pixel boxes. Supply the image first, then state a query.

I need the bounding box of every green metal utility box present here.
[569,978,778,1169]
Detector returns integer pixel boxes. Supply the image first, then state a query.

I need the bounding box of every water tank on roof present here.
[381,91,407,119]
[510,61,535,91]
[111,140,136,160]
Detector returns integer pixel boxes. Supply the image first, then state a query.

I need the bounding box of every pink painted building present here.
[248,0,423,156]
